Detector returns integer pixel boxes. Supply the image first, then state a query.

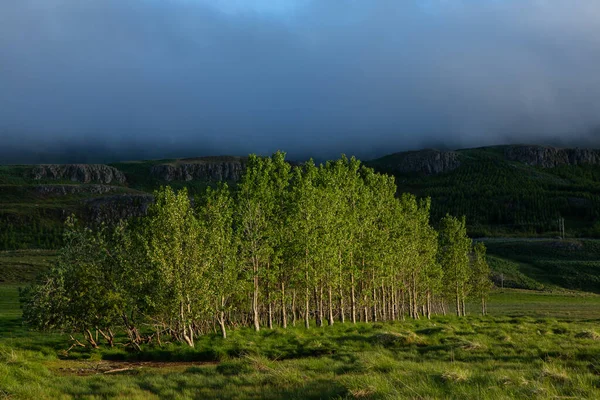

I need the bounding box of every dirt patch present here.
[53,360,218,376]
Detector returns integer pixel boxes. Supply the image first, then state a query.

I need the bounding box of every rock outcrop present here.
[371,149,461,175]
[150,157,246,182]
[34,184,121,196]
[31,164,126,184]
[504,145,600,168]
[85,194,154,224]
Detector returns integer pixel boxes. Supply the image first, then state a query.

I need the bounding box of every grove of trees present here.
[22,153,491,349]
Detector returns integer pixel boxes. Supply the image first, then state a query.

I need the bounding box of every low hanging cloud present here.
[1,0,600,163]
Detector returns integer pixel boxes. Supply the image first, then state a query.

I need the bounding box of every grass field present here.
[2,243,600,399]
[0,250,57,284]
[483,238,600,293]
[2,283,600,399]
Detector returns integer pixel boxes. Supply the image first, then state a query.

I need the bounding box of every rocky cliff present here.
[150,157,246,182]
[31,164,126,184]
[34,184,123,196]
[504,145,600,168]
[370,149,461,175]
[85,194,154,224]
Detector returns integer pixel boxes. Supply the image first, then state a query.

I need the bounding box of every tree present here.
[22,216,123,348]
[438,214,472,317]
[334,156,363,324]
[237,155,274,332]
[412,199,440,320]
[267,151,292,329]
[22,154,493,349]
[198,184,240,338]
[288,160,319,328]
[143,187,205,347]
[198,183,239,338]
[471,242,493,315]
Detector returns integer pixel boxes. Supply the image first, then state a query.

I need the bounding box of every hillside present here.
[2,144,600,250]
[367,145,600,237]
[0,157,246,250]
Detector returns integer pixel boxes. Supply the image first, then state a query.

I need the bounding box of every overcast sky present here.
[1,0,600,163]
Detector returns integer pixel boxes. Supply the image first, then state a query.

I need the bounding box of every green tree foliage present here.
[22,216,123,347]
[471,242,494,315]
[438,215,472,316]
[143,187,205,347]
[236,154,274,332]
[197,183,239,338]
[22,153,493,349]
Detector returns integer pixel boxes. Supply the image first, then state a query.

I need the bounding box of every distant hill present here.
[367,144,600,237]
[2,145,600,250]
[0,157,246,250]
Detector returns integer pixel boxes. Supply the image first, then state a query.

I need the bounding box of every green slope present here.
[368,146,600,237]
[481,238,600,293]
[0,158,240,250]
[3,145,600,251]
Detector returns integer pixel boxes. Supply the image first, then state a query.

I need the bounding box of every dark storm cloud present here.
[1,0,600,163]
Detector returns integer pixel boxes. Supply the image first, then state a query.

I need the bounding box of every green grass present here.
[486,256,546,291]
[2,282,600,399]
[0,250,57,283]
[484,239,600,293]
[484,289,600,319]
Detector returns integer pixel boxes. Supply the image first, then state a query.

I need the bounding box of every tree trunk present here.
[268,299,273,330]
[400,288,406,321]
[456,283,461,317]
[339,286,345,324]
[338,251,345,323]
[253,257,260,331]
[408,286,413,319]
[292,289,297,327]
[218,296,227,338]
[372,273,378,322]
[305,285,310,329]
[180,301,194,347]
[390,285,396,321]
[381,281,386,321]
[219,311,227,339]
[327,285,334,326]
[412,272,419,320]
[313,287,319,326]
[426,290,432,320]
[85,329,99,348]
[318,285,324,327]
[305,251,310,329]
[351,273,357,324]
[188,324,195,347]
[97,328,114,347]
[281,281,287,329]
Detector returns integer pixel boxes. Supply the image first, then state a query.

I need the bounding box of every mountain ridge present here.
[3,144,600,250]
[367,144,600,176]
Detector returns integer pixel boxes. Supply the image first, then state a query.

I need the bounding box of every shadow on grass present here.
[60,374,348,400]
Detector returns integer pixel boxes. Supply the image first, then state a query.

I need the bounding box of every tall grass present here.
[2,312,600,397]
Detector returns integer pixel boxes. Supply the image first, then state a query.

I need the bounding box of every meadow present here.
[2,176,600,399]
[2,281,600,399]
